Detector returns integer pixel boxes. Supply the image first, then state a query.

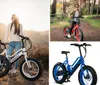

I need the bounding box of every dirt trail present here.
[0,70,48,85]
[50,20,100,41]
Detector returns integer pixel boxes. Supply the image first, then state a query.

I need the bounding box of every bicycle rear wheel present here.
[53,62,66,84]
[20,58,42,81]
[63,26,70,38]
[0,55,10,77]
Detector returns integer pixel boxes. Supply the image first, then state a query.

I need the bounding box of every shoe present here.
[74,36,76,39]
[67,34,71,38]
[9,68,17,74]
[12,69,17,74]
[8,69,17,80]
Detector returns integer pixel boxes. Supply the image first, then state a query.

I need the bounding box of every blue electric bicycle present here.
[53,43,97,85]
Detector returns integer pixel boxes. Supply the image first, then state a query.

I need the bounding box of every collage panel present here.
[0,0,100,85]
[50,0,100,41]
[0,0,49,85]
[49,42,99,85]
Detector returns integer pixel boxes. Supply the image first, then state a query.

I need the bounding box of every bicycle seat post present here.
[61,51,70,59]
[66,54,68,59]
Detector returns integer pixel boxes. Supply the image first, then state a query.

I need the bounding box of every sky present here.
[0,0,50,31]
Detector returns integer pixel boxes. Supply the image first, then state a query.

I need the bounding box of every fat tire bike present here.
[0,35,42,81]
[53,43,97,85]
[63,17,84,41]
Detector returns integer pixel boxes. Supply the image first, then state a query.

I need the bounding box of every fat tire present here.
[78,65,97,85]
[20,58,42,81]
[0,55,10,77]
[53,62,66,84]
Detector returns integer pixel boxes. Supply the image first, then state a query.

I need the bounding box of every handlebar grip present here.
[70,44,75,45]
[70,43,79,46]
[83,43,91,46]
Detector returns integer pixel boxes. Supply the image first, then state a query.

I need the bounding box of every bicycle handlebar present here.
[19,35,29,40]
[70,43,91,58]
[0,40,9,48]
[0,35,32,52]
[70,43,91,47]
[19,35,32,52]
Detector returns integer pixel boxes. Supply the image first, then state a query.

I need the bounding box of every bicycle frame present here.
[62,55,85,76]
[0,47,31,68]
[71,24,79,34]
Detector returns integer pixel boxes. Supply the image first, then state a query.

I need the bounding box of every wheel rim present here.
[54,65,64,81]
[22,60,39,78]
[80,70,93,85]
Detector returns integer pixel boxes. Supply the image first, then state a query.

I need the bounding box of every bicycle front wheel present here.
[78,65,97,85]
[20,58,42,81]
[76,29,84,41]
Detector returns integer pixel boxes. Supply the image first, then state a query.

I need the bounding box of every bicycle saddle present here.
[61,51,70,54]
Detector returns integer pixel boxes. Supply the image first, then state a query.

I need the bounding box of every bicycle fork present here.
[23,49,31,69]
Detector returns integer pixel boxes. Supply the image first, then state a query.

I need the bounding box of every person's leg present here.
[7,42,15,59]
[15,41,22,69]
[69,21,76,34]
[7,42,15,74]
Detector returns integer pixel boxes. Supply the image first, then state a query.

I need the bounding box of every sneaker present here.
[12,69,17,74]
[8,69,17,80]
[67,34,71,38]
[74,36,77,39]
[9,68,17,74]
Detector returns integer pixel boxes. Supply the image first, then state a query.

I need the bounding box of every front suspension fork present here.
[24,52,31,68]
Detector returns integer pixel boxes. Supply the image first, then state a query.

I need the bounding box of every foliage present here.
[83,15,100,28]
[51,17,70,28]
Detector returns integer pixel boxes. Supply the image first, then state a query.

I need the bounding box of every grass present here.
[51,15,100,29]
[50,17,70,28]
[83,15,100,28]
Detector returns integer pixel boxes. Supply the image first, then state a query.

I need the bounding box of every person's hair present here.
[10,14,20,35]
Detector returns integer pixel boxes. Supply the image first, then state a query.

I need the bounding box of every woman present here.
[67,4,82,38]
[4,14,23,74]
